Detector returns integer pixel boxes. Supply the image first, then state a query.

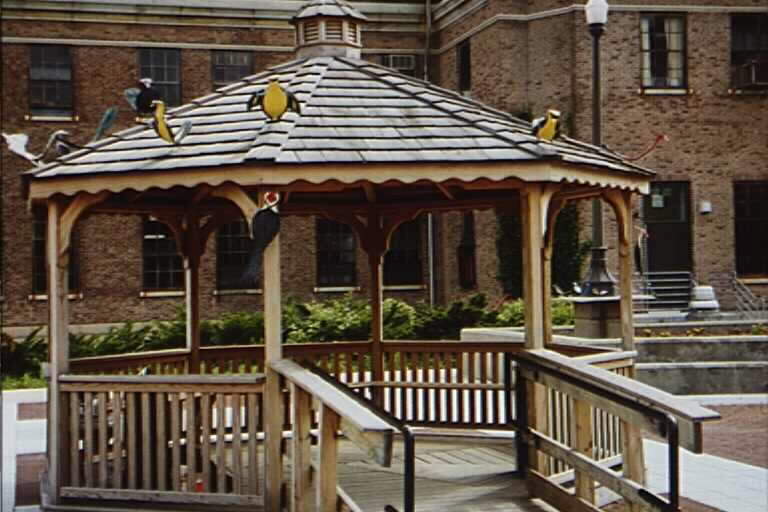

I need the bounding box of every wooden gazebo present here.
[25,2,719,511]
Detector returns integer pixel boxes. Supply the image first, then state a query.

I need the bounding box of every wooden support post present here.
[521,184,545,349]
[317,403,340,512]
[264,230,284,512]
[291,384,312,512]
[571,399,595,503]
[604,190,646,501]
[543,199,566,347]
[368,249,385,407]
[184,215,202,374]
[47,199,69,504]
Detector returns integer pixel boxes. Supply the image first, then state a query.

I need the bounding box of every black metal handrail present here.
[504,352,685,511]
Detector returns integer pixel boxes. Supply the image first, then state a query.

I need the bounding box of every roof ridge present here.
[337,57,548,160]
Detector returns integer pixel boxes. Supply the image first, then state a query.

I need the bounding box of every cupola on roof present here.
[293,0,368,59]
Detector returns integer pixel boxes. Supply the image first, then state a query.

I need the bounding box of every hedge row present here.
[1,294,574,383]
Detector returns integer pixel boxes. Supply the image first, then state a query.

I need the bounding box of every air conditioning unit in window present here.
[384,55,416,76]
[732,58,768,90]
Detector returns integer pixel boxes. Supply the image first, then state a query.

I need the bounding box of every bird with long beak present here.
[531,109,562,141]
[247,80,301,121]
[151,100,192,145]
[242,192,281,285]
[124,77,161,115]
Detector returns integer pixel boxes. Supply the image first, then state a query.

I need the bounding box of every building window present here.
[457,40,471,93]
[641,15,686,89]
[139,49,181,106]
[457,212,477,289]
[316,219,356,287]
[734,182,768,277]
[29,45,73,116]
[217,218,256,289]
[731,14,768,90]
[379,55,417,77]
[32,211,79,295]
[384,218,423,286]
[212,51,253,87]
[143,219,183,291]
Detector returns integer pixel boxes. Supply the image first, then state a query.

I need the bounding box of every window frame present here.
[384,217,424,287]
[730,14,768,91]
[457,39,471,93]
[142,218,184,292]
[211,50,254,87]
[139,48,182,107]
[734,181,768,277]
[31,210,80,296]
[640,14,687,91]
[29,45,74,117]
[316,218,357,288]
[216,218,259,291]
[379,54,418,77]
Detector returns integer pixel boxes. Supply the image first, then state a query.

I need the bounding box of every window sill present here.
[383,284,426,291]
[213,288,262,296]
[25,114,79,122]
[28,293,84,301]
[727,89,768,96]
[313,286,361,293]
[638,88,692,96]
[139,290,184,298]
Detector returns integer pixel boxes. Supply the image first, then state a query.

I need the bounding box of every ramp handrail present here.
[733,272,768,320]
[508,349,720,512]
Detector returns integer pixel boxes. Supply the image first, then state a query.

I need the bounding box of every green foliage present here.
[495,298,574,327]
[209,311,264,345]
[1,374,47,390]
[382,298,417,340]
[286,295,371,343]
[414,294,498,339]
[751,323,768,336]
[551,299,575,326]
[1,328,46,377]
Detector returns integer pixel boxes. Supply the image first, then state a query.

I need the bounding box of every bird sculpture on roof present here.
[247,80,301,122]
[242,192,281,285]
[124,78,162,116]
[531,109,562,141]
[151,100,192,145]
[2,106,118,166]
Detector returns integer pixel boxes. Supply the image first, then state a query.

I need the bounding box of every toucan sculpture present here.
[151,100,192,145]
[531,109,562,141]
[2,107,118,166]
[124,78,162,115]
[247,80,301,121]
[242,192,281,285]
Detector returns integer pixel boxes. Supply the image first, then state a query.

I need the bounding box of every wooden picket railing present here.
[511,350,720,511]
[57,374,265,507]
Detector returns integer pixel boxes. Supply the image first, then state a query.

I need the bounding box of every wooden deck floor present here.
[324,436,556,512]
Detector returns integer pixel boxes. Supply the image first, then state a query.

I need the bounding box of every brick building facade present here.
[2,0,766,329]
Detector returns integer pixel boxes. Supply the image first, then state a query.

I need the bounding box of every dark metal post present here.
[403,428,415,512]
[514,362,529,475]
[582,20,617,296]
[667,416,680,511]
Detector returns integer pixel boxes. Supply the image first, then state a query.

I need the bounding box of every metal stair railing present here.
[732,272,768,320]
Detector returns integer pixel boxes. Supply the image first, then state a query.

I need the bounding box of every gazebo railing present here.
[56,374,265,507]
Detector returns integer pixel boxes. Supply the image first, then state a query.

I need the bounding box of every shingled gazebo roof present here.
[26,55,653,200]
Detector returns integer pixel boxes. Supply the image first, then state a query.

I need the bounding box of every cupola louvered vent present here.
[348,22,359,43]
[304,21,320,43]
[325,20,343,41]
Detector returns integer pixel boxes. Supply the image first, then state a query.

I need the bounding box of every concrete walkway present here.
[3,390,766,512]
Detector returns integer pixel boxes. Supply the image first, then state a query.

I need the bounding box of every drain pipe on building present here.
[424,0,436,307]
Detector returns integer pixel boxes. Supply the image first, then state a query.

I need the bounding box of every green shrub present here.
[495,298,574,327]
[551,299,575,326]
[286,295,371,343]
[210,311,264,345]
[1,328,46,377]
[414,294,498,340]
[382,298,416,340]
[2,374,47,390]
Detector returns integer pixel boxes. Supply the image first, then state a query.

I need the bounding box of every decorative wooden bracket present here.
[327,208,422,260]
[211,183,260,233]
[540,183,562,240]
[57,191,109,258]
[603,189,633,257]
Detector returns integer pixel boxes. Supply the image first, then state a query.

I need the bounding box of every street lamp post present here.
[581,0,616,296]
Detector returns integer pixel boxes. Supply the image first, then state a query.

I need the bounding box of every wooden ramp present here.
[330,437,556,512]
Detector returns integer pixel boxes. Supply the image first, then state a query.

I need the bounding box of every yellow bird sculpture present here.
[151,100,192,145]
[248,80,301,121]
[531,109,562,141]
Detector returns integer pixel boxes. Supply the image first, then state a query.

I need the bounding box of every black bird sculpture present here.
[242,192,281,285]
[124,78,162,115]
